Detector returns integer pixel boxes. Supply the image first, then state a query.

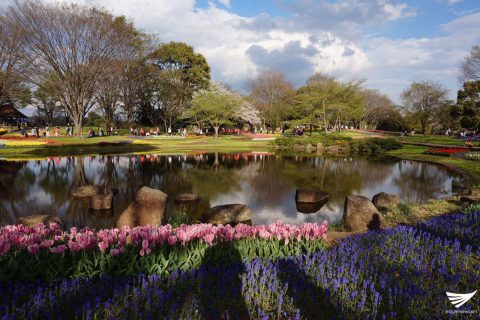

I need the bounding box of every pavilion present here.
[0,101,28,129]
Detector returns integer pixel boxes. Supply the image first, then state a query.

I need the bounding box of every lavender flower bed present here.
[1,212,479,319]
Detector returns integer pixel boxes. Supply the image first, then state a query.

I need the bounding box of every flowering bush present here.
[0,221,327,281]
[0,212,477,319]
[0,140,49,147]
[452,151,480,161]
[425,147,469,156]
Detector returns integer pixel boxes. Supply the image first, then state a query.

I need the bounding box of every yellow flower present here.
[2,140,48,148]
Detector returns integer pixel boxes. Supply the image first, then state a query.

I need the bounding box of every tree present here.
[96,61,123,128]
[461,45,480,82]
[247,70,294,129]
[292,78,364,133]
[452,80,480,130]
[119,61,143,127]
[5,1,141,137]
[401,81,448,134]
[360,89,398,130]
[32,80,61,125]
[187,82,241,139]
[0,15,30,106]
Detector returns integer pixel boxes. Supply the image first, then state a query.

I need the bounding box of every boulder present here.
[174,193,199,203]
[16,215,64,228]
[343,195,385,232]
[295,189,329,204]
[296,201,326,214]
[72,185,102,198]
[460,195,480,204]
[89,192,114,210]
[372,192,400,209]
[116,187,167,228]
[202,204,253,225]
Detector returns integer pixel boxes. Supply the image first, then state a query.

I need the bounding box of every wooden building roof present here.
[0,102,28,119]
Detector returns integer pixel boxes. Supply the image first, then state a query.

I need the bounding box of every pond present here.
[0,152,465,229]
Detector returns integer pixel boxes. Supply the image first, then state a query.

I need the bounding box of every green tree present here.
[401,81,448,134]
[186,82,241,139]
[452,80,480,130]
[292,78,364,133]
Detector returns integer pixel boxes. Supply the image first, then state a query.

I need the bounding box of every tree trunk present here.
[74,116,83,138]
[214,126,219,139]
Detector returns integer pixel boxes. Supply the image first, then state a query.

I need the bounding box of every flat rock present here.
[203,204,253,225]
[174,193,199,202]
[295,189,329,204]
[343,195,385,232]
[116,187,167,228]
[72,185,102,198]
[16,215,64,228]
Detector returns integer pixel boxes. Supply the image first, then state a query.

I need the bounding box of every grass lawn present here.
[0,135,273,159]
[398,134,466,146]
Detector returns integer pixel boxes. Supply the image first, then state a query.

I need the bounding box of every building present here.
[0,101,28,128]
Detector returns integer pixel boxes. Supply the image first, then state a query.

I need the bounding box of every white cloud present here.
[1,0,479,103]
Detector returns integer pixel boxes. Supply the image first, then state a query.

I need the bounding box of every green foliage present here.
[347,138,402,155]
[148,42,210,94]
[0,238,325,282]
[187,82,242,137]
[453,80,480,130]
[274,133,352,147]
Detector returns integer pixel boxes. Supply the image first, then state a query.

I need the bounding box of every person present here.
[66,125,70,136]
[130,126,134,135]
[168,127,172,135]
[140,128,145,136]
[45,126,49,137]
[183,128,187,136]
[465,139,474,150]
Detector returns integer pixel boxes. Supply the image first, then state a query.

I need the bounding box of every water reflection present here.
[0,153,463,228]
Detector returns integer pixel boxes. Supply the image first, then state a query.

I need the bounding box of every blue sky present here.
[1,0,479,102]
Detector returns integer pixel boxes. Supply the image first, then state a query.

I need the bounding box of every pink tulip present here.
[27,243,40,254]
[167,236,177,246]
[50,245,67,254]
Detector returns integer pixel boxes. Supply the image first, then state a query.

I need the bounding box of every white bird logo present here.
[446,291,477,308]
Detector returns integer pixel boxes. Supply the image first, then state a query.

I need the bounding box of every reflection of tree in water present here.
[0,161,27,224]
[393,161,450,202]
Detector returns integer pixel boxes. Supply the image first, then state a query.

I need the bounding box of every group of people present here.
[21,125,62,138]
[88,126,118,138]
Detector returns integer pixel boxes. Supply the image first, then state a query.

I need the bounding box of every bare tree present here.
[0,15,30,106]
[96,61,123,128]
[247,70,294,128]
[119,61,143,127]
[5,0,140,137]
[461,45,480,82]
[401,81,448,134]
[360,89,397,130]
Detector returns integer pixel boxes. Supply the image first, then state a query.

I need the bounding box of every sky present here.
[2,0,480,103]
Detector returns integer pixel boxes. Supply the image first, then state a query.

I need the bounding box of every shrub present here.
[348,138,401,155]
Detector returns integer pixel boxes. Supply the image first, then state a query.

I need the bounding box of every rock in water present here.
[89,192,114,210]
[16,215,64,229]
[343,195,385,232]
[72,185,102,198]
[174,193,200,202]
[295,189,329,203]
[203,204,253,225]
[372,192,400,209]
[116,187,167,228]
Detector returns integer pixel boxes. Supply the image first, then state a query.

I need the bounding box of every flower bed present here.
[452,151,480,161]
[424,147,469,156]
[0,212,477,319]
[0,129,7,136]
[0,222,327,281]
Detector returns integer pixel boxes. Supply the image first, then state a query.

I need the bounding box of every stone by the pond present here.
[372,192,400,209]
[460,195,480,204]
[89,192,114,210]
[203,204,253,225]
[16,215,64,228]
[72,185,102,198]
[174,193,199,202]
[296,201,327,214]
[295,189,329,204]
[116,187,167,228]
[343,195,385,232]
